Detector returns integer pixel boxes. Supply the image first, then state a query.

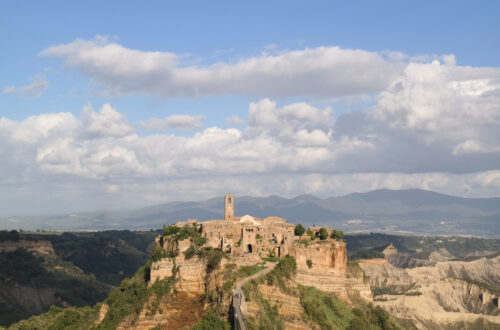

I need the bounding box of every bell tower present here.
[225,194,234,221]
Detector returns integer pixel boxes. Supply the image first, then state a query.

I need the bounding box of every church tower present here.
[225,194,234,221]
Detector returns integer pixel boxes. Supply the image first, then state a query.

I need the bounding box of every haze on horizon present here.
[1,1,500,217]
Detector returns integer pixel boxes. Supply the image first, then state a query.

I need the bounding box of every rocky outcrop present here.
[292,239,346,273]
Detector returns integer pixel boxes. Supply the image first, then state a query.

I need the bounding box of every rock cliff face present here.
[360,255,500,328]
[122,254,231,329]
[292,239,347,273]
[290,239,372,301]
[0,239,54,254]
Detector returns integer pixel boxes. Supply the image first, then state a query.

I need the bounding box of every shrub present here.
[306,259,313,269]
[331,230,344,239]
[191,236,206,246]
[191,309,230,330]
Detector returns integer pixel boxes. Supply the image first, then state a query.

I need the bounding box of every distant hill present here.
[1,189,500,237]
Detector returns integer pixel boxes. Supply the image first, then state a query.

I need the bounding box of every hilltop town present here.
[140,194,370,329]
[153,194,349,275]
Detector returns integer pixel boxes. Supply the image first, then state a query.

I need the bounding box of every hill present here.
[2,189,500,237]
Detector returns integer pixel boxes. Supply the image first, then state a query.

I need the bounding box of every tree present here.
[331,230,344,239]
[318,228,328,240]
[294,224,306,236]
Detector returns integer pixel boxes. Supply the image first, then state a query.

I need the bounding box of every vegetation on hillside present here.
[243,255,403,330]
[349,248,385,261]
[0,230,20,242]
[8,305,99,330]
[0,249,110,327]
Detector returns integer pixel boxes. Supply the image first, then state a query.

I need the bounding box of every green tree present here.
[294,224,306,236]
[331,230,344,239]
[318,228,328,240]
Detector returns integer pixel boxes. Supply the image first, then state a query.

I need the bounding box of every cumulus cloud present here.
[3,74,49,98]
[2,44,500,214]
[40,36,404,98]
[140,114,204,130]
[82,103,133,138]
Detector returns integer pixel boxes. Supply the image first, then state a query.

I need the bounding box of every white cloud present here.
[140,114,204,130]
[41,36,404,98]
[452,140,500,155]
[3,74,49,98]
[226,115,244,126]
[373,59,500,132]
[2,43,500,214]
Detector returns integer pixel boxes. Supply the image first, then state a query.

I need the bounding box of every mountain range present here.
[2,189,500,237]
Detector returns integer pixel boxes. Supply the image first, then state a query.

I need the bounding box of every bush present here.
[306,230,316,240]
[294,224,306,236]
[163,225,180,236]
[150,243,168,262]
[306,259,313,269]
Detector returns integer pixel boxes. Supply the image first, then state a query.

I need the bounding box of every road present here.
[233,261,278,330]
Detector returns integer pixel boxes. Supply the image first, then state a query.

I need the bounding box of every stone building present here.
[175,194,295,258]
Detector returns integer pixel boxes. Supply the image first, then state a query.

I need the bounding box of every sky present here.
[1,1,500,216]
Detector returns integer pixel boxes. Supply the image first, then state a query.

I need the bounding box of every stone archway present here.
[247,244,253,253]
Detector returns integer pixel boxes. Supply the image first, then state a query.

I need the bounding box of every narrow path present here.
[232,261,278,330]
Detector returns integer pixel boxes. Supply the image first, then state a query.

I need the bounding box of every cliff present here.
[108,251,233,330]
[0,239,54,254]
[290,239,371,302]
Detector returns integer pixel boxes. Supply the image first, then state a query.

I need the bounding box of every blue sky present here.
[2,1,499,121]
[1,1,500,215]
